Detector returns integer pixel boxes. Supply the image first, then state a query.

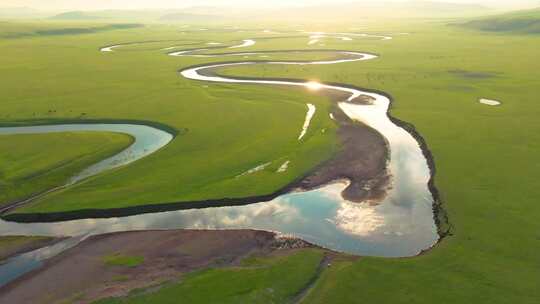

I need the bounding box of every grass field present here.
[0,22,339,214]
[103,253,145,267]
[0,132,132,206]
[0,14,539,303]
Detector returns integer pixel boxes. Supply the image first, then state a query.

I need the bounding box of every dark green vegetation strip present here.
[94,249,323,304]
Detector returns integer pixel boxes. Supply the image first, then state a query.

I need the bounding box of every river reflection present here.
[0,181,436,258]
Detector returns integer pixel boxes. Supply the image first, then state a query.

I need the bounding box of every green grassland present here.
[0,132,133,206]
[103,253,145,267]
[0,15,539,303]
[0,23,340,214]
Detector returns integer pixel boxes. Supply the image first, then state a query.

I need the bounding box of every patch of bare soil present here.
[0,230,313,304]
[298,90,390,203]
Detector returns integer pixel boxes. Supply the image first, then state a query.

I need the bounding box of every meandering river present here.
[0,32,440,286]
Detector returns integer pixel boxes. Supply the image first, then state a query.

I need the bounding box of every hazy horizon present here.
[1,0,538,11]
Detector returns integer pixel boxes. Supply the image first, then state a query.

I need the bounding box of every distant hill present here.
[52,9,226,23]
[50,10,169,21]
[460,8,540,33]
[401,1,488,14]
[50,11,104,20]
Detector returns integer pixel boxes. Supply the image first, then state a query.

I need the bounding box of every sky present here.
[1,0,538,11]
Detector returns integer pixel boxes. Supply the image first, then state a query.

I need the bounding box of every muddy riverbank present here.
[0,230,316,304]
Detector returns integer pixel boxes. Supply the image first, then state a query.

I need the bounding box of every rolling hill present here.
[49,10,171,22]
[50,11,105,20]
[461,8,540,33]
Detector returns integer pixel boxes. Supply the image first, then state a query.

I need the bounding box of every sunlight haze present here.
[1,0,538,10]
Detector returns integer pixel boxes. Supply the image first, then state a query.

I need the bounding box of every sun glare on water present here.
[306,81,323,91]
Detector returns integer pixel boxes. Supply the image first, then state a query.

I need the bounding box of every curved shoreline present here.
[0,121,176,214]
[0,119,180,136]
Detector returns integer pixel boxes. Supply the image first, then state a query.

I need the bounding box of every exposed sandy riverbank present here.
[0,230,316,304]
